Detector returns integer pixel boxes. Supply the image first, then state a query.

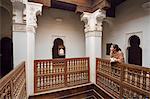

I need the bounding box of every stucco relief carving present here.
[13,23,26,32]
[26,2,43,33]
[81,9,106,33]
[142,2,150,11]
[11,0,26,23]
[85,31,102,37]
[26,26,36,33]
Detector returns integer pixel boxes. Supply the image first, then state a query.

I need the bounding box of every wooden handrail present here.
[0,62,27,99]
[96,58,150,98]
[34,57,90,93]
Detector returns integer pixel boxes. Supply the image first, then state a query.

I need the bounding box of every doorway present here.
[1,37,13,78]
[52,38,65,59]
[0,6,13,78]
[127,35,142,66]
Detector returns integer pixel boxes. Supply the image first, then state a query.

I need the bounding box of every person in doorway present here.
[110,44,125,63]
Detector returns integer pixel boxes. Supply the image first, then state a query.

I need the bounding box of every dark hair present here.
[112,44,121,51]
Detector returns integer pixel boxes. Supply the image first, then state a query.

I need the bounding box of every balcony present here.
[0,57,150,99]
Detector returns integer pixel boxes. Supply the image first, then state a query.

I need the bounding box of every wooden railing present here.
[96,58,150,99]
[0,62,27,99]
[34,57,90,93]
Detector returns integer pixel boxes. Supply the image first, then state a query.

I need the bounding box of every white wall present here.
[35,8,85,59]
[13,32,27,66]
[102,0,150,67]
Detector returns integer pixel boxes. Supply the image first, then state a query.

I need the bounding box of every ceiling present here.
[29,0,126,17]
[106,0,126,17]
[51,0,76,12]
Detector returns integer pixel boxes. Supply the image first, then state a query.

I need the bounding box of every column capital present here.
[81,9,106,33]
[26,2,43,33]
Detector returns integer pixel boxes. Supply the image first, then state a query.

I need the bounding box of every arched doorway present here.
[0,6,13,78]
[127,35,142,66]
[52,38,65,59]
[1,37,13,77]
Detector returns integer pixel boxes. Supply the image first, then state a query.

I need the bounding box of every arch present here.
[0,0,12,16]
[127,35,142,66]
[52,38,65,59]
[0,7,12,38]
[0,5,13,78]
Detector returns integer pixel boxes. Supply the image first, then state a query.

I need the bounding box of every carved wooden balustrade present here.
[34,57,90,93]
[96,58,150,99]
[0,62,27,99]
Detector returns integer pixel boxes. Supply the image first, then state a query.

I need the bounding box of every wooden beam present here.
[76,0,110,13]
[92,0,110,11]
[76,5,92,13]
[56,0,91,7]
[28,0,110,13]
[29,0,51,7]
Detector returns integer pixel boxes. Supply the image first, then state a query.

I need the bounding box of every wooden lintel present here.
[76,5,92,13]
[56,0,91,7]
[75,0,110,13]
[92,0,110,12]
[29,0,51,7]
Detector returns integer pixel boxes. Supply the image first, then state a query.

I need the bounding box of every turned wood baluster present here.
[64,59,67,86]
[47,61,49,74]
[143,71,147,90]
[41,76,43,90]
[50,61,52,73]
[146,72,150,91]
[44,62,47,74]
[131,71,135,85]
[134,72,138,86]
[44,76,46,89]
[140,71,143,89]
[124,67,128,82]
[50,75,52,87]
[47,76,50,88]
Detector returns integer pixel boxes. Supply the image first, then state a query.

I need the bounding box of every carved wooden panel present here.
[34,57,90,93]
[0,62,27,99]
[96,58,150,98]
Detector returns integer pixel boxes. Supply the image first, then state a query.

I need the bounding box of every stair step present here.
[29,83,112,99]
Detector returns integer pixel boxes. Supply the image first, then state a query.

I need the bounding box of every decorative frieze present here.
[142,1,150,11]
[13,23,26,32]
[11,0,26,23]
[85,31,102,37]
[26,2,43,33]
[26,26,36,33]
[11,0,27,4]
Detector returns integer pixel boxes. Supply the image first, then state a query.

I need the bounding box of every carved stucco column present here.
[11,0,26,23]
[142,1,150,67]
[142,1,150,12]
[81,9,106,83]
[26,2,43,96]
[11,0,27,67]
